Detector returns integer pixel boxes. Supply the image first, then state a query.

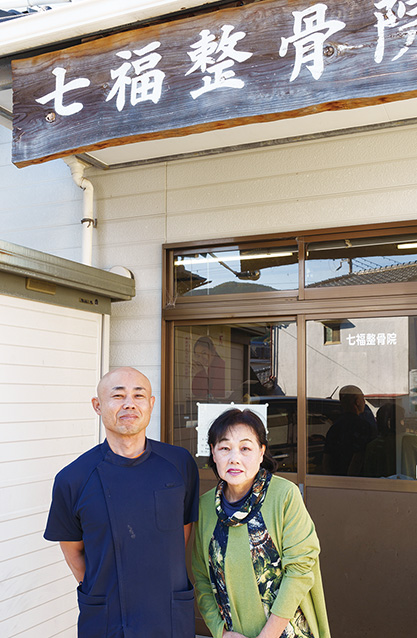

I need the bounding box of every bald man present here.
[44,367,199,638]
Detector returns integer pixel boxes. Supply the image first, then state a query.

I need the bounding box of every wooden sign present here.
[12,0,417,167]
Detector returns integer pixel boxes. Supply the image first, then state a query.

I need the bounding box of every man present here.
[323,385,375,476]
[44,367,199,638]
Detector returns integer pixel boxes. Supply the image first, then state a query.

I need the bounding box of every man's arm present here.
[184,523,193,548]
[59,540,86,583]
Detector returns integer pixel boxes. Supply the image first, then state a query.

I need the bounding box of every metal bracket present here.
[81,218,97,228]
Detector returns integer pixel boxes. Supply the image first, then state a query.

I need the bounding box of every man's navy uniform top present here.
[44,438,199,638]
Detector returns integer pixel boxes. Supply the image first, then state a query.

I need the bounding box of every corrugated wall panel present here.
[0,295,103,638]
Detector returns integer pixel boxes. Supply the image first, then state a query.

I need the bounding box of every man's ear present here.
[91,397,101,415]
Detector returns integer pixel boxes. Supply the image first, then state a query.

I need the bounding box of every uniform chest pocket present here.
[154,485,184,531]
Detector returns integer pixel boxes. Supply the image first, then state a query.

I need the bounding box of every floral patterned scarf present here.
[208,468,314,638]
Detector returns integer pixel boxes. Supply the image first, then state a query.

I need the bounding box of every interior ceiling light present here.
[397,242,417,249]
[175,251,294,266]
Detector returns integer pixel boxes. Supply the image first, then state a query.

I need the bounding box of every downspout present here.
[64,156,95,266]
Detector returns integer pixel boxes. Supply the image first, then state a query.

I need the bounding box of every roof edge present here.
[0,0,222,57]
[0,239,135,301]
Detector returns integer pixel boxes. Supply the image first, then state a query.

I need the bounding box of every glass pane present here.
[306,235,417,288]
[307,316,417,480]
[173,322,297,471]
[174,245,298,297]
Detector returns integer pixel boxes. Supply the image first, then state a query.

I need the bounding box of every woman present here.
[192,408,330,638]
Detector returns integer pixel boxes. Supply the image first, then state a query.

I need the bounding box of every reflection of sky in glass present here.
[306,253,417,286]
[175,249,298,294]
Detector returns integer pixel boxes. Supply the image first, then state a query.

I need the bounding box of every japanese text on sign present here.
[14,0,417,167]
[34,1,417,117]
[346,332,398,346]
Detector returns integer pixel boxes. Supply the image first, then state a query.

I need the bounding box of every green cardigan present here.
[192,475,331,638]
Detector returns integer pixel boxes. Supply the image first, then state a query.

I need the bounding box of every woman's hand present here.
[256,613,290,638]
[221,615,290,638]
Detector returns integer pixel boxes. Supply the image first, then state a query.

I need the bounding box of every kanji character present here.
[36,67,90,116]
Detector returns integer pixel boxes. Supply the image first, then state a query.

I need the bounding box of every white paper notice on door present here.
[196,402,268,457]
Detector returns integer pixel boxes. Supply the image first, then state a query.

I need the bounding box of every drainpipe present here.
[64,156,95,266]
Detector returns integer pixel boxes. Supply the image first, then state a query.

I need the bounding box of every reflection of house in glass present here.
[275,315,417,478]
[308,260,417,287]
[174,264,209,295]
[306,235,417,287]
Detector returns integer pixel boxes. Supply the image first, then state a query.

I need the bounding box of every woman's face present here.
[211,423,265,498]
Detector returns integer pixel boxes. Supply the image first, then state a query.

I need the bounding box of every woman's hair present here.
[207,408,277,476]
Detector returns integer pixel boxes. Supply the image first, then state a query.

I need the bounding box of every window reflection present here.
[173,323,297,471]
[306,235,417,288]
[174,233,417,297]
[192,336,225,400]
[174,246,298,296]
[307,317,417,479]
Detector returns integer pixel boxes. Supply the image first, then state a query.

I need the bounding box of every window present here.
[307,316,417,479]
[173,322,297,471]
[305,234,417,289]
[323,322,341,345]
[164,222,417,488]
[173,243,298,297]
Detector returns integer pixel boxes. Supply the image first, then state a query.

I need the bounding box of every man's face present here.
[92,368,155,439]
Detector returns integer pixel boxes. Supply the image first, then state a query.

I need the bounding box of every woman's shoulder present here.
[197,487,217,529]
[268,474,300,499]
[199,485,216,506]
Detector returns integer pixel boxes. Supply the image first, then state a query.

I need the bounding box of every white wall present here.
[92,162,165,437]
[0,127,84,263]
[160,126,417,241]
[0,295,103,638]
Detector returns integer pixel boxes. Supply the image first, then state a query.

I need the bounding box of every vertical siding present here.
[0,296,102,638]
